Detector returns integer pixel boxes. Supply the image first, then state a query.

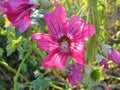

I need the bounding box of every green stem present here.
[0,61,16,73]
[0,68,13,85]
[77,4,87,16]
[52,69,66,83]
[107,74,120,80]
[14,50,32,90]
[49,83,63,90]
[0,61,29,82]
[86,0,100,64]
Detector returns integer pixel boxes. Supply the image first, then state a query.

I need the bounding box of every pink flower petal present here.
[31,33,58,51]
[44,4,67,39]
[68,15,96,42]
[9,9,32,33]
[0,1,9,15]
[68,75,82,87]
[42,49,69,69]
[108,50,120,65]
[70,41,86,64]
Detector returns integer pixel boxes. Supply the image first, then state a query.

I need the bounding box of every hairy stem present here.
[86,0,100,64]
[14,50,32,90]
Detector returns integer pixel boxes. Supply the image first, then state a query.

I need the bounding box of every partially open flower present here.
[96,54,109,68]
[0,0,37,33]
[67,63,84,87]
[102,44,120,65]
[100,59,109,69]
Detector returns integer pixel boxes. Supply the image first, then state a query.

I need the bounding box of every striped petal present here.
[31,33,58,51]
[68,15,96,42]
[70,41,86,64]
[42,49,69,69]
[44,4,67,39]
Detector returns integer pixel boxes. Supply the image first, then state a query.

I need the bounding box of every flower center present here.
[60,41,69,52]
[59,36,70,53]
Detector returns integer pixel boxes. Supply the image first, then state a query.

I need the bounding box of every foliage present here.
[0,0,120,90]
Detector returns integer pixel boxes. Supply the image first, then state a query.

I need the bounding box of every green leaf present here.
[21,63,28,73]
[0,79,7,90]
[31,77,50,90]
[116,31,120,40]
[0,48,4,57]
[31,10,46,32]
[90,69,103,81]
[6,39,20,56]
[0,16,5,28]
[16,82,26,90]
[14,28,21,38]
[100,30,108,39]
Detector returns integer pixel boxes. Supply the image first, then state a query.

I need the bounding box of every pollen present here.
[60,41,69,53]
[58,36,70,53]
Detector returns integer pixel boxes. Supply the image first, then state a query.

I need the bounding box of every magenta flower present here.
[31,4,96,69]
[102,44,120,65]
[0,0,36,33]
[67,63,84,87]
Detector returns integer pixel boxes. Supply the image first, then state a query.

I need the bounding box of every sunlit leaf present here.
[90,69,103,81]
[4,16,11,28]
[6,39,21,56]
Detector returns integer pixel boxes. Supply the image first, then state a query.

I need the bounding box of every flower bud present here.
[102,44,120,65]
[102,44,111,57]
[96,54,109,68]
[99,59,109,68]
[108,49,120,65]
[37,0,52,9]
